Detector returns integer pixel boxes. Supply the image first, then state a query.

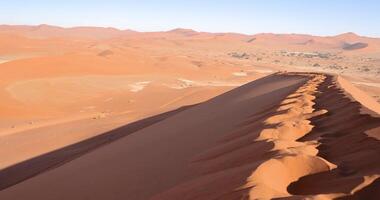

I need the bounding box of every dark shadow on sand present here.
[0,104,197,191]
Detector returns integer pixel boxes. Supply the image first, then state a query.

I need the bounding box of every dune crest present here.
[150,73,380,200]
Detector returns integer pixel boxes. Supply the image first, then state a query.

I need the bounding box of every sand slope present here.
[0,72,379,199]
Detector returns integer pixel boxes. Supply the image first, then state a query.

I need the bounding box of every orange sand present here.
[0,25,380,199]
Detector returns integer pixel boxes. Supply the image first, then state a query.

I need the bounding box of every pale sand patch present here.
[337,76,380,116]
[252,69,274,73]
[129,81,151,92]
[353,81,380,88]
[366,127,380,140]
[5,75,151,104]
[232,72,248,76]
[0,59,10,64]
[104,97,114,102]
[165,78,244,89]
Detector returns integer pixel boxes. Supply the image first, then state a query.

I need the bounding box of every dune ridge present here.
[150,73,334,199]
[151,73,380,200]
[0,73,379,199]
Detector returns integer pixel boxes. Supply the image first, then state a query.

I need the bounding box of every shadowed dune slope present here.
[0,73,379,200]
[0,104,197,191]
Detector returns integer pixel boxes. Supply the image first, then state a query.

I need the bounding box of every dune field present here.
[0,25,380,199]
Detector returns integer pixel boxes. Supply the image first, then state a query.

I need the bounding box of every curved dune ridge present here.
[0,72,379,199]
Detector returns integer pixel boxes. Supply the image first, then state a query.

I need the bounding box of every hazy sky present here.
[1,0,379,36]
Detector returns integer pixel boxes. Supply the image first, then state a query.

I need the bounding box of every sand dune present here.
[1,25,380,199]
[0,72,379,199]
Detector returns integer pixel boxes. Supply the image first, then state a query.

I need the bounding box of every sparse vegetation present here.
[279,51,334,59]
[328,64,344,70]
[98,50,114,57]
[357,66,371,72]
[246,38,256,43]
[191,61,203,67]
[342,42,368,50]
[228,52,250,59]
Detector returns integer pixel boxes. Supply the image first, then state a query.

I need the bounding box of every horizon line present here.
[1,23,379,39]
